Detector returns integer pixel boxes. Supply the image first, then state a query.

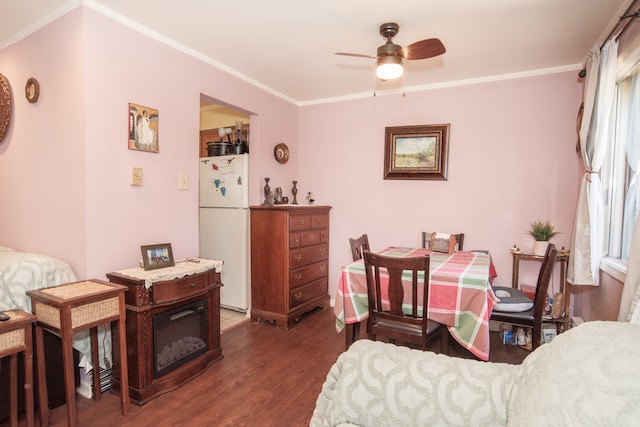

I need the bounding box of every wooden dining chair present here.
[421,232,464,251]
[363,250,447,352]
[491,243,557,350]
[349,234,370,261]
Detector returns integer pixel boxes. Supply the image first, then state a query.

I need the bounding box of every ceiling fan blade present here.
[335,52,377,59]
[401,38,446,60]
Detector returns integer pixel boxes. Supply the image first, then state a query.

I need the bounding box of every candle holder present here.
[291,181,298,204]
[262,178,271,206]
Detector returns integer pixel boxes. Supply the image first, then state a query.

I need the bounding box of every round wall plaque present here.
[274,143,289,163]
[25,77,40,103]
[0,73,11,143]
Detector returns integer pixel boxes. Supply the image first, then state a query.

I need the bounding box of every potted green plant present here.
[527,220,560,256]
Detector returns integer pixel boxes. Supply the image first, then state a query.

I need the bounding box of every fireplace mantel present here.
[107,265,223,405]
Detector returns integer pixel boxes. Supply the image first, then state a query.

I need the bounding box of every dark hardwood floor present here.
[4,307,528,426]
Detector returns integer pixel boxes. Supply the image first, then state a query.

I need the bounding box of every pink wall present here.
[1,7,299,278]
[299,72,584,297]
[1,6,589,314]
[80,8,300,277]
[0,10,87,274]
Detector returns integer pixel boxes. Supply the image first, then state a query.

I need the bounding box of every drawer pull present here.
[307,234,315,240]
[190,283,196,288]
[294,254,302,261]
[294,292,302,301]
[295,273,302,281]
[319,265,326,272]
[320,248,327,255]
[297,219,305,225]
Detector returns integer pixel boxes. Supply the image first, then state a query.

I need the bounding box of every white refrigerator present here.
[199,153,249,313]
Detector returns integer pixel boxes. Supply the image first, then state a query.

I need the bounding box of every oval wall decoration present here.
[0,73,11,143]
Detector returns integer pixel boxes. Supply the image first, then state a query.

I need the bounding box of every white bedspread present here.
[311,321,640,426]
[0,246,77,311]
[0,246,109,370]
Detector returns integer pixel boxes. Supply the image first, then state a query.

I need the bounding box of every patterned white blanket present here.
[0,246,109,370]
[311,321,640,426]
[0,246,77,311]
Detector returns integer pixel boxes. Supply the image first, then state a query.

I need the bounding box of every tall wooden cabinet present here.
[250,205,331,329]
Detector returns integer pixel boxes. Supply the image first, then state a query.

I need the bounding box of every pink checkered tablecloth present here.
[334,247,498,360]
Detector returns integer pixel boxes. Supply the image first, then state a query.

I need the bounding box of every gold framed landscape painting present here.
[383,124,450,180]
[129,103,159,153]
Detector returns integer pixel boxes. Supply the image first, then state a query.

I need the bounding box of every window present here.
[602,61,640,268]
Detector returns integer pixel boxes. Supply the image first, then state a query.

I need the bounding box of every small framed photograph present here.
[383,124,450,180]
[129,103,159,153]
[141,243,175,271]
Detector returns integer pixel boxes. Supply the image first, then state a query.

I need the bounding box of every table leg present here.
[90,326,101,401]
[34,325,49,427]
[60,328,78,426]
[345,321,361,350]
[24,324,34,427]
[115,313,130,416]
[9,353,17,427]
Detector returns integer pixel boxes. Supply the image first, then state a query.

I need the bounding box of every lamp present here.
[376,55,403,80]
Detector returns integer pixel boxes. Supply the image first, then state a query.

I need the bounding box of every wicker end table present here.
[27,280,130,426]
[0,309,37,427]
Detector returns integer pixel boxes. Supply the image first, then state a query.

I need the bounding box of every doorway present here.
[199,95,250,157]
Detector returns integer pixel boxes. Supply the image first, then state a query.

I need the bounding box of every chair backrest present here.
[363,250,431,343]
[421,231,464,251]
[531,243,558,346]
[349,234,370,261]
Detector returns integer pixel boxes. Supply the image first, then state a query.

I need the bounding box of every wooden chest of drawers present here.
[250,205,331,329]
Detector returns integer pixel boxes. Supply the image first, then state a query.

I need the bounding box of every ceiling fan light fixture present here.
[376,56,403,80]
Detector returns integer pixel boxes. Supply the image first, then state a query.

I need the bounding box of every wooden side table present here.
[0,310,36,427]
[27,280,130,426]
[511,249,572,331]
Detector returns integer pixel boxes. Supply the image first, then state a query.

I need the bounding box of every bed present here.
[0,246,110,369]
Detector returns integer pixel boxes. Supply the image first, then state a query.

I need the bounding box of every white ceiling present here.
[0,0,632,104]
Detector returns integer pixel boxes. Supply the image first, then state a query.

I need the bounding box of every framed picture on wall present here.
[129,103,159,153]
[383,124,450,180]
[141,243,175,270]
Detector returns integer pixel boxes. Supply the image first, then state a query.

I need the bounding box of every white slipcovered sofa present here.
[310,321,640,426]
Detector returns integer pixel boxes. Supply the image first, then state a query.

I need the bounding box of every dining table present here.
[334,246,498,361]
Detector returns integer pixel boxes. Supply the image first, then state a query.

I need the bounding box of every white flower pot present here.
[533,240,549,256]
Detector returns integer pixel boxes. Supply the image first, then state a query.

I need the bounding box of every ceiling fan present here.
[336,22,445,80]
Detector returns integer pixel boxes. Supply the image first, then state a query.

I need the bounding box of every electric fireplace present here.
[153,298,208,378]
[107,266,222,405]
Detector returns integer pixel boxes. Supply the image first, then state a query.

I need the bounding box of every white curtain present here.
[568,39,619,286]
[618,214,640,320]
[618,72,640,321]
[621,73,640,259]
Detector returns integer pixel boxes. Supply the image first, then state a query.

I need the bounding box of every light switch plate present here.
[178,173,188,190]
[132,167,143,186]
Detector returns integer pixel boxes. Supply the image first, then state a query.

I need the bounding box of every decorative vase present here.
[262,178,271,206]
[291,180,298,205]
[533,240,549,256]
